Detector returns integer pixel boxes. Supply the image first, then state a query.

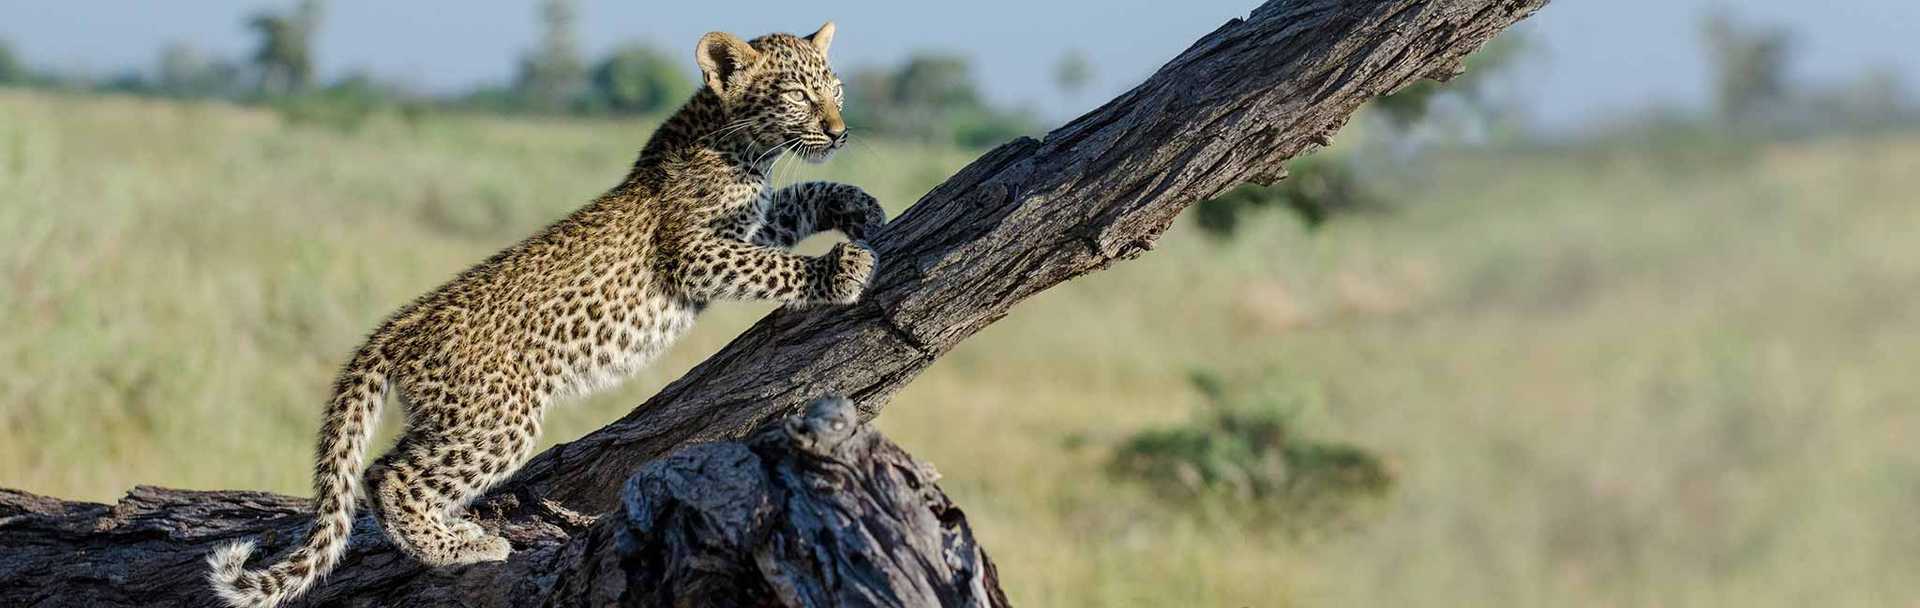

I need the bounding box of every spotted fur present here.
[207,22,883,608]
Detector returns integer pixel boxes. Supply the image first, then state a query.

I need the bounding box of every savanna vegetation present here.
[4,79,1917,604]
[4,3,1919,606]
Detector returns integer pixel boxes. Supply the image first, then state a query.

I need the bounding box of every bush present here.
[0,39,23,84]
[1110,370,1394,533]
[154,43,250,99]
[843,52,1037,147]
[950,106,1040,148]
[582,44,691,115]
[272,73,402,132]
[1368,33,1525,130]
[1192,155,1377,238]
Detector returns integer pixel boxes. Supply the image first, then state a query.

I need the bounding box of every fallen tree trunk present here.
[0,0,1547,605]
[0,399,1005,607]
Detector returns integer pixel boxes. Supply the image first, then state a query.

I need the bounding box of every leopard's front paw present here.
[835,189,888,242]
[821,241,878,305]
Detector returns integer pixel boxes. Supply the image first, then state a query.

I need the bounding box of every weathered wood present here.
[0,0,1546,605]
[0,399,1004,607]
[550,397,1009,608]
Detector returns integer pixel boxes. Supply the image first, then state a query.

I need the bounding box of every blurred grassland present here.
[2,89,1917,607]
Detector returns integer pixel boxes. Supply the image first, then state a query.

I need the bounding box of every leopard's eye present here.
[832,83,844,105]
[781,90,808,106]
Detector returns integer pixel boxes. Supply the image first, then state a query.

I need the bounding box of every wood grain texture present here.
[0,0,1546,604]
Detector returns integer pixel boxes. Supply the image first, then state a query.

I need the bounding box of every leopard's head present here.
[696,22,846,163]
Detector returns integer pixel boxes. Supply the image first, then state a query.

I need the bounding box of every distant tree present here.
[154,43,248,98]
[948,106,1041,148]
[455,84,527,114]
[1791,64,1914,132]
[1193,34,1529,239]
[892,53,982,111]
[1833,66,1907,123]
[515,0,588,112]
[274,70,405,131]
[248,0,324,95]
[1369,33,1525,129]
[157,43,208,93]
[585,44,693,115]
[874,53,1006,143]
[842,65,899,126]
[1193,155,1376,238]
[100,70,153,95]
[1052,49,1094,98]
[839,52,1036,146]
[0,39,23,84]
[1193,32,1533,240]
[1700,10,1793,124]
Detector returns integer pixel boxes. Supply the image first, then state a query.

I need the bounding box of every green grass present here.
[3,88,1918,606]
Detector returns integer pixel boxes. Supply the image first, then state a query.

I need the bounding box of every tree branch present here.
[506,0,1549,512]
[0,0,1548,605]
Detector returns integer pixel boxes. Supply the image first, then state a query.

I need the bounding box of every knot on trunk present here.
[606,396,1010,608]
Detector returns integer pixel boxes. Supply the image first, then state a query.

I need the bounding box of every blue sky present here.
[3,1,1914,129]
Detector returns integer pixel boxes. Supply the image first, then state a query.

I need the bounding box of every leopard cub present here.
[209,22,884,608]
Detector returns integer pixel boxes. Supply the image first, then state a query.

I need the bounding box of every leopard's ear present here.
[806,21,835,55]
[696,32,760,98]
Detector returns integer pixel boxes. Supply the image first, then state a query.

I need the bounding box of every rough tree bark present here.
[0,399,1006,607]
[0,0,1546,605]
[582,397,1008,608]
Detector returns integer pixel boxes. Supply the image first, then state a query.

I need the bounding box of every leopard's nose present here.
[822,120,846,140]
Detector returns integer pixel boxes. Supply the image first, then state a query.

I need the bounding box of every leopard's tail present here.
[208,349,390,608]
